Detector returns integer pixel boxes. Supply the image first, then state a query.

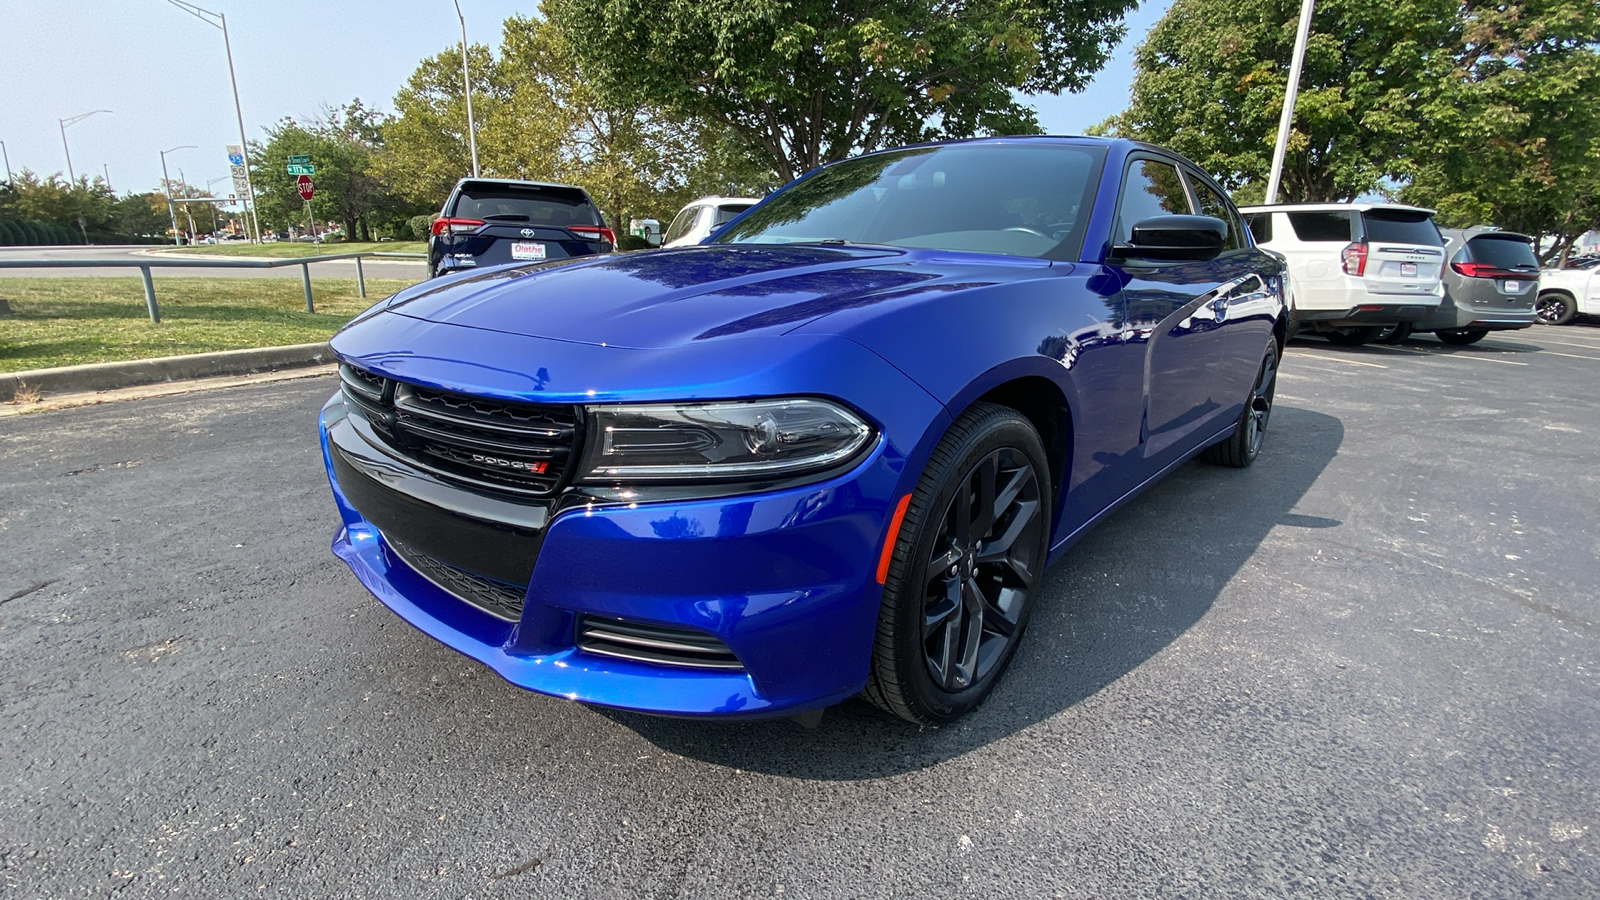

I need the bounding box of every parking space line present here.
[1291,352,1388,369]
[1533,350,1600,363]
[1526,336,1600,351]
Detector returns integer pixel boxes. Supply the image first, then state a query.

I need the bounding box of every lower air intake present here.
[387,536,527,621]
[576,615,744,671]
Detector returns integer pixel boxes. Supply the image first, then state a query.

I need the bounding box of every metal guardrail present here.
[0,250,427,322]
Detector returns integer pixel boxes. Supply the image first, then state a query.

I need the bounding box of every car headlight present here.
[578,398,874,482]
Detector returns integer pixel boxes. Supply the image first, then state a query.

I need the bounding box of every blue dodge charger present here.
[319,137,1287,724]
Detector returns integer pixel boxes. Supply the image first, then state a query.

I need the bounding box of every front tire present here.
[1435,328,1488,345]
[1536,292,1577,326]
[1201,343,1277,468]
[864,403,1051,725]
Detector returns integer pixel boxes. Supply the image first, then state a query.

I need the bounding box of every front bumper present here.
[320,393,903,718]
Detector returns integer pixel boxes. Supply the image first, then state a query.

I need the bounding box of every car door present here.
[1107,157,1258,472]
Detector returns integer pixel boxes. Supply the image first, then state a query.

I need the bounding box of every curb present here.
[1,343,336,403]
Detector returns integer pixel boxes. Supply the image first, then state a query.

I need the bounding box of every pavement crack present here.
[2,579,56,604]
[491,856,543,880]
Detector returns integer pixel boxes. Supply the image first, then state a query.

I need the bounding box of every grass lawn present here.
[0,276,419,374]
[153,240,428,258]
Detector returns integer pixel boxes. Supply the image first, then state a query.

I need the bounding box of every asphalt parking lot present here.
[2,325,1597,898]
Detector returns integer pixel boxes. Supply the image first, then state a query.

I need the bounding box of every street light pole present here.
[1,140,12,184]
[58,109,112,184]
[452,0,480,177]
[165,1,262,243]
[178,166,199,243]
[160,145,197,247]
[102,163,113,192]
[1265,0,1316,205]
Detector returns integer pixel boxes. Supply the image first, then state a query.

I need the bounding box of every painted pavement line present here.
[1291,352,1388,369]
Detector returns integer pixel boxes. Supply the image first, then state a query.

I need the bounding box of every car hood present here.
[376,244,1049,350]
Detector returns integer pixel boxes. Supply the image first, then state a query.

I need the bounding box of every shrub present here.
[616,234,655,252]
[0,220,19,245]
[408,214,434,240]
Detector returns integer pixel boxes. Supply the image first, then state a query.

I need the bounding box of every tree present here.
[0,170,118,242]
[547,0,1141,183]
[251,101,398,239]
[374,45,514,212]
[1100,0,1460,203]
[1400,1,1600,263]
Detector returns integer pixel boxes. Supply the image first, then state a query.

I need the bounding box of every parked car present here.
[1239,202,1445,345]
[428,178,614,278]
[320,136,1287,725]
[1380,228,1540,345]
[662,196,762,248]
[1537,256,1600,325]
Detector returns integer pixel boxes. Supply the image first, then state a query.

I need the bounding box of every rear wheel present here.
[1201,343,1277,468]
[1375,322,1413,344]
[1435,329,1488,346]
[1325,326,1383,346]
[864,403,1051,725]
[1536,292,1577,326]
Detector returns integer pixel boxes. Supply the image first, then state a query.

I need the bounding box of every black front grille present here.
[575,615,744,670]
[340,364,579,498]
[387,536,527,621]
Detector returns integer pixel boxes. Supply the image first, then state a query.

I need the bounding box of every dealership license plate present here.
[1401,262,1417,277]
[511,241,547,261]
[1504,280,1521,292]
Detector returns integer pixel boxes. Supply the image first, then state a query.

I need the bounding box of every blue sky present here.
[0,0,1172,197]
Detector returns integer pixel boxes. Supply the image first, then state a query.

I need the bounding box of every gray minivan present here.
[1381,228,1540,345]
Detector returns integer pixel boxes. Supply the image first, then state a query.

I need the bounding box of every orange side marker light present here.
[875,493,914,585]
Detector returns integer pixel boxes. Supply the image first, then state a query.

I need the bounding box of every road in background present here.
[0,245,426,281]
[2,327,1597,897]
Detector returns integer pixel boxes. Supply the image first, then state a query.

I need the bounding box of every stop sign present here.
[296,174,314,201]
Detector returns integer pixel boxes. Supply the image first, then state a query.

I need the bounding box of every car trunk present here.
[440,183,608,267]
[1359,210,1445,296]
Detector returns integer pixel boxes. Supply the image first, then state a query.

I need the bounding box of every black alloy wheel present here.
[1536,292,1576,326]
[919,446,1044,692]
[1435,328,1488,346]
[1201,342,1277,468]
[864,403,1051,724]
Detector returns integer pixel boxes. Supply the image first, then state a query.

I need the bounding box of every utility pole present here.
[58,109,112,184]
[1265,0,1316,205]
[160,145,196,246]
[452,0,480,177]
[165,1,262,242]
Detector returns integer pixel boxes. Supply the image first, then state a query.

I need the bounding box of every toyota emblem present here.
[520,228,537,237]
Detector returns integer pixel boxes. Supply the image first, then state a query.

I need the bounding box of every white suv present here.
[663,196,762,248]
[1239,203,1446,344]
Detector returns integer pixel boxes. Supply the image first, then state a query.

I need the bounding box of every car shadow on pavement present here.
[596,405,1345,779]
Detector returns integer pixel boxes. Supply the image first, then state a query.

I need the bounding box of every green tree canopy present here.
[250,100,399,238]
[546,0,1141,183]
[1101,0,1460,203]
[1400,1,1600,262]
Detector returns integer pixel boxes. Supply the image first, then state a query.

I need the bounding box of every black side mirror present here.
[1112,215,1228,262]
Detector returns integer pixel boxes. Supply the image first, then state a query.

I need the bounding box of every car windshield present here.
[714,143,1107,260]
[451,183,601,227]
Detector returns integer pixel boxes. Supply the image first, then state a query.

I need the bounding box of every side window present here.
[663,206,699,243]
[1115,159,1192,244]
[1186,176,1244,251]
[1244,213,1273,244]
[1287,211,1355,242]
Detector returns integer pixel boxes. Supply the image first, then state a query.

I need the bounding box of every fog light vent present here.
[575,615,743,670]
